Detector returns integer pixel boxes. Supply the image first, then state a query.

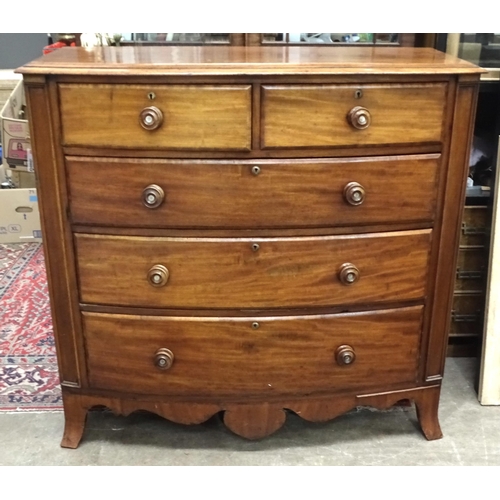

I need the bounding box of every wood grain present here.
[59,383,442,446]
[20,47,481,446]
[424,80,480,380]
[17,47,483,77]
[460,206,489,246]
[60,392,88,448]
[24,81,86,388]
[262,84,447,148]
[413,385,443,440]
[223,404,287,439]
[66,155,440,229]
[75,230,432,309]
[59,84,252,150]
[82,307,422,397]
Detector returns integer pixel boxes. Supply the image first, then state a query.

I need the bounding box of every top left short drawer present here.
[59,84,252,150]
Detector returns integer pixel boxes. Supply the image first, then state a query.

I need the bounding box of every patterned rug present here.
[0,242,62,411]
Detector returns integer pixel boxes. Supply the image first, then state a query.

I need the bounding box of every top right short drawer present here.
[261,83,447,149]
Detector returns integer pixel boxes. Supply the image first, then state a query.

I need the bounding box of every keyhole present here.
[148,92,156,100]
[355,89,363,99]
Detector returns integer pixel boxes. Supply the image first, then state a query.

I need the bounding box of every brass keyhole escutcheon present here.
[252,166,261,176]
[148,92,156,100]
[252,243,260,252]
[252,322,260,330]
[354,89,363,99]
[335,345,356,366]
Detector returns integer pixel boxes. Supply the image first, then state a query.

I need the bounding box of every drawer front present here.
[262,84,447,148]
[67,154,440,228]
[450,293,485,335]
[59,84,252,150]
[455,247,487,291]
[460,206,489,246]
[75,230,431,309]
[83,306,422,397]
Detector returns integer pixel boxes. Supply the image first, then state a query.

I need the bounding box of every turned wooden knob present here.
[347,106,371,130]
[140,106,163,131]
[142,184,165,209]
[336,345,356,366]
[344,182,365,206]
[147,264,169,287]
[154,348,174,370]
[338,263,360,285]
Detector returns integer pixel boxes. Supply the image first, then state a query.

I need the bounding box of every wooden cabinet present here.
[19,46,481,448]
[120,33,425,48]
[449,203,491,356]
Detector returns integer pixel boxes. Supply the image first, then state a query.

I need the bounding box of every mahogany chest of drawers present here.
[19,47,482,448]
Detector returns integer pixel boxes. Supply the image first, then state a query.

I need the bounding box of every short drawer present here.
[67,154,440,229]
[454,247,487,291]
[460,206,489,246]
[450,293,485,336]
[83,306,422,397]
[262,83,447,148]
[59,84,252,150]
[75,230,431,309]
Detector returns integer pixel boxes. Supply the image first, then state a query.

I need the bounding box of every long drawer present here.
[59,84,252,150]
[67,155,440,229]
[82,306,422,397]
[75,230,431,309]
[262,83,447,148]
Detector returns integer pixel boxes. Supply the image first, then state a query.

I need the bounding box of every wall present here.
[0,33,48,69]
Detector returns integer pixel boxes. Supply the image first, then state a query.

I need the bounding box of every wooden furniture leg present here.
[60,392,88,449]
[414,387,443,441]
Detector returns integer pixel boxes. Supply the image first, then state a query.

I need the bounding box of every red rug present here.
[0,243,62,411]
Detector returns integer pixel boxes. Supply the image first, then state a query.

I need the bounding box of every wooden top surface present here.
[18,46,483,76]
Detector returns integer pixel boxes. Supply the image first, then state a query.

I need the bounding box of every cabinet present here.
[119,33,426,47]
[19,46,481,448]
[440,34,500,356]
[449,202,490,356]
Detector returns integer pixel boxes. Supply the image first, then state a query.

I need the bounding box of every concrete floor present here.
[1,357,499,465]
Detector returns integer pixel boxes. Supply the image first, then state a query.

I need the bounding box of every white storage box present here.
[0,188,42,243]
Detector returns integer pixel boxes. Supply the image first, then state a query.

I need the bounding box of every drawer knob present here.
[338,263,360,285]
[335,345,356,366]
[154,348,174,370]
[348,106,371,130]
[142,184,165,209]
[344,182,366,206]
[140,106,163,131]
[148,264,169,287]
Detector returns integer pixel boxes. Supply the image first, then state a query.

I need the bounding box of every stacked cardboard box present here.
[0,79,41,243]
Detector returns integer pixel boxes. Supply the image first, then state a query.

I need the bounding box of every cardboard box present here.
[0,188,42,243]
[0,70,21,112]
[1,81,33,173]
[8,170,37,188]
